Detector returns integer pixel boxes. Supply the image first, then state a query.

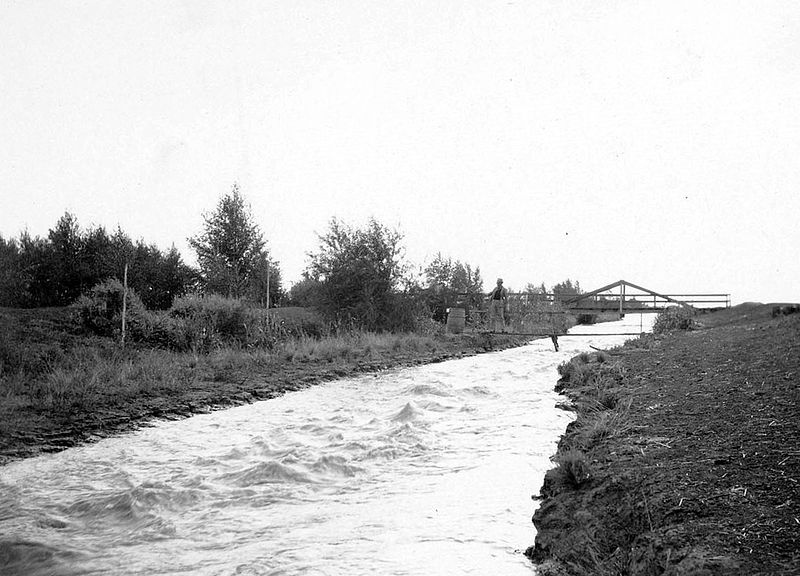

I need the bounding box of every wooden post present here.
[265,260,270,308]
[121,263,128,348]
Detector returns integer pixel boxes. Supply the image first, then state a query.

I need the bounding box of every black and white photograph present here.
[1,2,798,575]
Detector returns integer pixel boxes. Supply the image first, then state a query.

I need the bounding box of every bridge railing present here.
[565,293,730,311]
[449,290,730,332]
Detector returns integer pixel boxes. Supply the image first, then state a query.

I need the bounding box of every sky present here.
[1,1,799,304]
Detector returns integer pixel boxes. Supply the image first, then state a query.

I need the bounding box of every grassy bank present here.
[527,304,800,575]
[0,306,532,464]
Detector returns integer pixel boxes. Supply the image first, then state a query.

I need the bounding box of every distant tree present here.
[189,184,280,302]
[424,253,483,294]
[15,230,50,306]
[287,274,325,308]
[525,282,548,294]
[424,253,454,290]
[48,212,86,304]
[423,253,484,321]
[552,279,582,298]
[2,214,195,309]
[0,234,24,306]
[305,218,406,329]
[524,282,549,304]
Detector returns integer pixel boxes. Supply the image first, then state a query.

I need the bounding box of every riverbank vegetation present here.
[1,184,587,463]
[528,304,800,575]
[0,303,532,463]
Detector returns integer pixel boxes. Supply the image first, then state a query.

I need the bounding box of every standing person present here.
[488,278,508,332]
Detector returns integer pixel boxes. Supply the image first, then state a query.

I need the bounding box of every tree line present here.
[0,213,194,309]
[0,184,582,332]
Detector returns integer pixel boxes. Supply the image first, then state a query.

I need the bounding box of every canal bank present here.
[0,305,535,465]
[3,323,624,576]
[528,304,800,575]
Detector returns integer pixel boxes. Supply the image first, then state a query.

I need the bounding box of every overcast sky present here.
[2,1,798,303]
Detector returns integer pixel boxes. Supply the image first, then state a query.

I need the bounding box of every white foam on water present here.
[0,314,655,575]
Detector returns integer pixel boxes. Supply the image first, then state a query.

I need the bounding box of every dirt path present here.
[528,304,800,575]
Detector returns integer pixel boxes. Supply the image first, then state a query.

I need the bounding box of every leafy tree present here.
[552,279,582,298]
[287,275,325,308]
[524,282,549,304]
[424,253,482,294]
[189,184,280,302]
[0,234,24,306]
[48,212,86,304]
[305,218,406,329]
[423,253,484,321]
[3,214,195,309]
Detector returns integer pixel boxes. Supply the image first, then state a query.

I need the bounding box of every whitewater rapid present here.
[0,314,654,575]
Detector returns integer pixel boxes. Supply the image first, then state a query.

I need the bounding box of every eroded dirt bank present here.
[0,307,532,465]
[528,304,799,575]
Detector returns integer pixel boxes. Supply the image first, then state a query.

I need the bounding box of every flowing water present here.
[1,314,654,576]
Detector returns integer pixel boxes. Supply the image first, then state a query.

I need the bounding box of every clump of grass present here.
[280,331,444,364]
[578,409,633,448]
[595,351,610,364]
[596,388,619,410]
[35,364,103,411]
[1,344,203,414]
[558,353,624,394]
[553,449,592,488]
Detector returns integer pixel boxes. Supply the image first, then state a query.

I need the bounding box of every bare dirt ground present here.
[528,304,800,575]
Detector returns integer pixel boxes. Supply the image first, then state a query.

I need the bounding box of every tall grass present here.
[1,318,447,417]
[1,346,196,413]
[280,331,439,363]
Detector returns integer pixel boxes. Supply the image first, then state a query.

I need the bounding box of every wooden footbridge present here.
[453,279,730,348]
[559,279,730,314]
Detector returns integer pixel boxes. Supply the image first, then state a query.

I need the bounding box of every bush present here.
[652,306,696,334]
[168,293,282,351]
[74,285,290,352]
[72,279,151,339]
[268,307,328,338]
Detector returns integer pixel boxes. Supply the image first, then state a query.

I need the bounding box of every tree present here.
[2,215,195,309]
[422,253,484,322]
[305,218,406,329]
[287,274,325,308]
[48,212,85,304]
[0,234,24,306]
[552,279,582,298]
[189,184,278,301]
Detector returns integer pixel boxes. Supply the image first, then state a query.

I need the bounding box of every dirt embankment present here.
[0,307,533,465]
[528,304,800,575]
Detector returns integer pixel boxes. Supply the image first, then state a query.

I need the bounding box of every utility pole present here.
[122,263,128,348]
[265,260,270,308]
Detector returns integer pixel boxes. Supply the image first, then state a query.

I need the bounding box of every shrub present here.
[652,306,696,334]
[168,293,282,351]
[72,279,151,339]
[268,307,328,338]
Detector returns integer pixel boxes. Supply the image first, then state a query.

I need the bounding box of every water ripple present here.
[0,315,654,575]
